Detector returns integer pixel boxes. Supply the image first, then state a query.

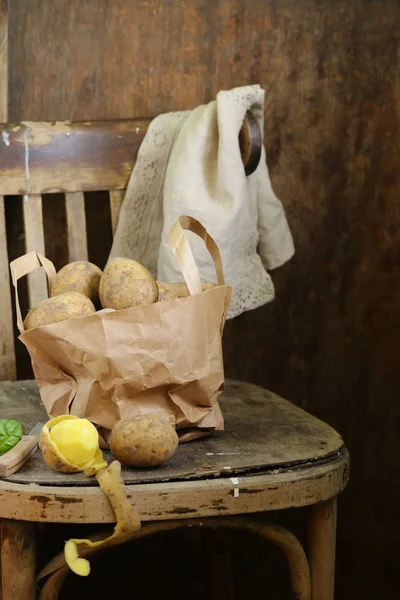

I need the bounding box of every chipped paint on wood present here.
[21,120,72,146]
[0,450,348,523]
[0,119,150,195]
[0,1,14,380]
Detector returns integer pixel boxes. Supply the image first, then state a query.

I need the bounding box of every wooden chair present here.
[0,114,349,599]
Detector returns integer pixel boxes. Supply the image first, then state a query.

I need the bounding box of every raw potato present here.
[96,308,116,314]
[40,419,82,474]
[24,292,96,330]
[156,281,176,302]
[157,281,217,301]
[110,415,179,467]
[39,415,107,475]
[99,257,158,310]
[51,261,102,305]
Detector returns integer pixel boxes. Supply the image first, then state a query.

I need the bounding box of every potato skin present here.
[24,292,96,330]
[51,261,102,305]
[156,281,176,302]
[39,428,81,473]
[99,257,158,310]
[110,415,178,467]
[157,281,217,301]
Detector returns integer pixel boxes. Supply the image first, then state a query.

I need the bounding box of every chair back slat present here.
[109,190,125,235]
[65,192,88,262]
[22,194,48,308]
[0,194,16,380]
[0,119,149,195]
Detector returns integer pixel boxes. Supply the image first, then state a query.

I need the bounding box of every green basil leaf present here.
[0,419,23,456]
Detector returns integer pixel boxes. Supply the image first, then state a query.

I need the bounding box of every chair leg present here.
[248,521,311,600]
[0,519,2,600]
[1,519,36,600]
[39,517,311,600]
[308,497,337,600]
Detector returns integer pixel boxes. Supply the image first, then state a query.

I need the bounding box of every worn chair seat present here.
[0,379,348,599]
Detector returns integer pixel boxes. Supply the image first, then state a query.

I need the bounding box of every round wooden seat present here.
[0,379,349,599]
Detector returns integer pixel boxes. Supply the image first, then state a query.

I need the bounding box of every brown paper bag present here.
[10,216,232,443]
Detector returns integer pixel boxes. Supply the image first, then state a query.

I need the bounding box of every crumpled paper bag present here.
[10,217,231,444]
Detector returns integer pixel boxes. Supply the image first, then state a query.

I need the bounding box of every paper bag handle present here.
[168,216,225,295]
[10,251,56,333]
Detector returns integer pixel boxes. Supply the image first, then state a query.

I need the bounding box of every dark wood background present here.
[6,0,400,598]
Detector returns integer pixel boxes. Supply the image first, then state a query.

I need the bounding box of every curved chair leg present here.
[308,498,337,600]
[40,517,311,600]
[219,518,311,600]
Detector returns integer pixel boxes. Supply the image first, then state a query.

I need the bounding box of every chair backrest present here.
[0,112,261,380]
[0,118,151,380]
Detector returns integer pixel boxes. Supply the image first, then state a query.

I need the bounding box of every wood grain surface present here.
[0,452,348,524]
[0,196,15,381]
[22,194,48,307]
[0,0,7,123]
[308,499,337,600]
[5,1,400,598]
[1,520,36,600]
[0,380,343,486]
[0,0,13,384]
[65,192,88,262]
[0,383,348,524]
[0,120,149,195]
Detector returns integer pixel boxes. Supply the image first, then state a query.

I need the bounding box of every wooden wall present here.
[0,0,6,121]
[6,0,400,598]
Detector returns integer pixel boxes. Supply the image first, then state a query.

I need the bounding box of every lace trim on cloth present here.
[109,85,294,319]
[109,111,189,275]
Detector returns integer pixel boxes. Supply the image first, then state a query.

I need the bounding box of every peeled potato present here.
[110,415,178,467]
[99,257,158,310]
[51,261,102,305]
[39,415,107,475]
[24,292,96,330]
